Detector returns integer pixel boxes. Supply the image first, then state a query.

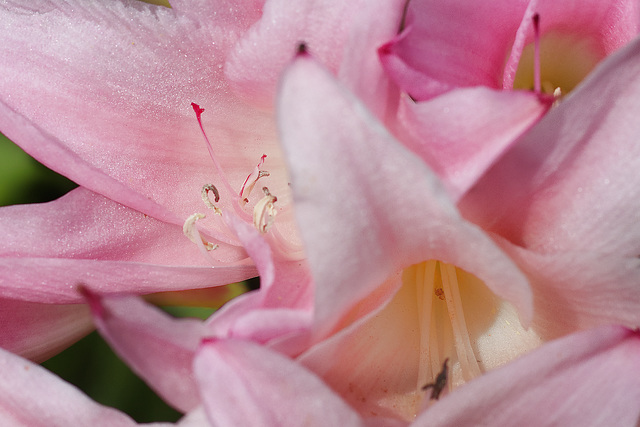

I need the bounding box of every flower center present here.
[408,261,482,393]
[182,103,304,261]
[311,260,541,421]
[513,32,601,96]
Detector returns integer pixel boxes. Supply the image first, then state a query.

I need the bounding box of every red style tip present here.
[191,102,205,118]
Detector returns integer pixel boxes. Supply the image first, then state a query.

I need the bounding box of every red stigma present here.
[191,102,205,118]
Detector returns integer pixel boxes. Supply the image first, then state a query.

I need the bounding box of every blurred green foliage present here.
[0,133,77,205]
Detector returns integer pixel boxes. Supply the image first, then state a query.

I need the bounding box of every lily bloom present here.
[0,0,326,359]
[1,0,639,424]
[378,0,639,198]
[81,49,640,425]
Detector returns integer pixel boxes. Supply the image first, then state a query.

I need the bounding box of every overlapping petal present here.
[194,338,364,427]
[224,0,374,109]
[85,210,314,412]
[0,299,92,362]
[0,346,158,427]
[336,0,407,120]
[277,52,534,339]
[460,35,640,256]
[418,326,640,426]
[379,0,529,100]
[85,289,206,413]
[502,242,640,338]
[0,188,257,304]
[397,87,549,200]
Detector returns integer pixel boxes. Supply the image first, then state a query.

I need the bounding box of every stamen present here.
[253,187,278,233]
[416,261,436,393]
[532,13,541,94]
[183,213,218,251]
[201,184,222,215]
[239,154,270,205]
[440,263,482,381]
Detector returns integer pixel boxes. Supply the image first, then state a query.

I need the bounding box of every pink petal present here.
[0,347,146,426]
[225,0,375,109]
[194,338,364,427]
[0,2,278,225]
[379,0,529,100]
[0,188,256,303]
[277,52,533,337]
[223,213,313,309]
[501,240,640,338]
[1,187,244,264]
[207,214,313,355]
[0,258,254,304]
[397,87,549,200]
[416,326,640,426]
[336,0,407,120]
[0,298,92,362]
[85,290,206,413]
[460,36,640,256]
[170,0,263,27]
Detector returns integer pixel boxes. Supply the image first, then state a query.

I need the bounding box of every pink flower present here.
[2,0,640,425]
[0,0,326,359]
[75,42,640,424]
[379,0,640,199]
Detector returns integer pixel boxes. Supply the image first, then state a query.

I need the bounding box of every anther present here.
[253,187,278,233]
[201,184,222,215]
[183,213,218,251]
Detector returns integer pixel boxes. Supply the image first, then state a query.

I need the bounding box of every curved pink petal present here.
[416,326,640,426]
[379,0,529,100]
[1,188,244,264]
[277,52,533,338]
[0,1,279,226]
[85,290,206,413]
[398,88,549,200]
[0,298,92,362]
[460,36,640,256]
[194,338,364,427]
[0,188,256,303]
[224,0,374,109]
[0,258,254,304]
[0,346,147,426]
